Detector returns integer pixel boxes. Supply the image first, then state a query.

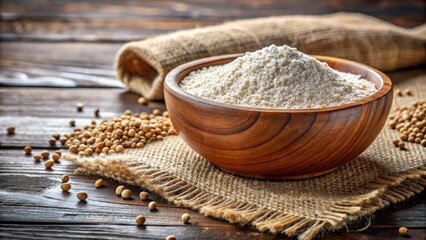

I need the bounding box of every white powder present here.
[180,45,377,109]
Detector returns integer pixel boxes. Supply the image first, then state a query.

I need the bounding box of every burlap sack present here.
[115,12,426,100]
[66,74,426,240]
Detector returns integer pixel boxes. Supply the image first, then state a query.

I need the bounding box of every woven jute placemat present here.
[66,74,426,239]
[115,12,426,100]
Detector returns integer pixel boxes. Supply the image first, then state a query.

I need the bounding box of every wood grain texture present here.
[1,0,424,43]
[164,54,393,179]
[0,1,425,239]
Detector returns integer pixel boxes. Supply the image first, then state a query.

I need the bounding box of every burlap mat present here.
[115,12,426,100]
[66,73,426,239]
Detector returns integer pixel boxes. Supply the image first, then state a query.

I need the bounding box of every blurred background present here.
[0,0,425,87]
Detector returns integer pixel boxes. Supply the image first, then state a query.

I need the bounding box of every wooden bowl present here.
[164,54,393,180]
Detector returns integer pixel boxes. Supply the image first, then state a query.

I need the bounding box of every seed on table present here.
[138,97,148,105]
[148,201,157,211]
[95,179,103,188]
[121,189,132,199]
[139,191,149,201]
[125,109,132,115]
[115,185,125,195]
[55,150,62,157]
[153,109,161,116]
[399,226,408,235]
[61,174,69,183]
[44,160,54,169]
[398,142,406,150]
[41,151,49,159]
[135,215,146,225]
[116,145,124,153]
[69,145,78,154]
[59,137,67,145]
[33,154,41,162]
[6,125,15,135]
[69,120,76,127]
[76,192,88,201]
[166,235,176,240]
[52,153,60,162]
[181,213,191,223]
[24,146,32,155]
[421,139,426,146]
[52,133,60,140]
[49,138,57,146]
[84,148,93,156]
[94,108,100,117]
[404,89,413,96]
[61,182,72,191]
[76,103,84,112]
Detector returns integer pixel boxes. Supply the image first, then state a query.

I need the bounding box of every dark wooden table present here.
[1,1,425,239]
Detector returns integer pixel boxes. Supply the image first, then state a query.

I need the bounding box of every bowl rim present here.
[165,53,393,113]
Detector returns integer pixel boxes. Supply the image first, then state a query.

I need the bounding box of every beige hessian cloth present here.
[115,12,426,100]
[66,74,426,239]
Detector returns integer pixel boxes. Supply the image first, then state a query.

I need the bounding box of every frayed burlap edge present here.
[65,154,425,240]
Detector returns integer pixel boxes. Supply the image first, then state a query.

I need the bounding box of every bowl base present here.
[214,166,338,180]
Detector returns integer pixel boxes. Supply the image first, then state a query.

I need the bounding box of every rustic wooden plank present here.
[0,149,425,228]
[1,1,424,43]
[1,224,425,240]
[0,42,122,87]
[0,224,284,240]
[0,87,166,117]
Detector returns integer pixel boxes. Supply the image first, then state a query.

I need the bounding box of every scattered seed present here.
[115,185,125,195]
[49,138,57,146]
[44,160,54,169]
[166,235,176,240]
[181,213,191,223]
[138,97,148,105]
[94,108,100,117]
[33,154,41,162]
[389,100,426,149]
[69,120,76,127]
[55,150,62,157]
[153,109,161,116]
[121,189,132,199]
[52,133,60,140]
[41,151,49,159]
[95,179,103,188]
[135,215,146,225]
[52,153,60,162]
[61,174,69,182]
[139,191,149,201]
[62,110,176,156]
[84,148,93,156]
[24,146,32,155]
[6,125,15,135]
[76,192,88,201]
[148,201,157,211]
[61,182,71,191]
[398,142,406,150]
[421,139,426,146]
[399,226,408,235]
[76,103,84,112]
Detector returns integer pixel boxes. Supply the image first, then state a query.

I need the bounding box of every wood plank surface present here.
[1,0,425,239]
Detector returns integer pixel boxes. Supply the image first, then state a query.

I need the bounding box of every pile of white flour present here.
[180,45,377,109]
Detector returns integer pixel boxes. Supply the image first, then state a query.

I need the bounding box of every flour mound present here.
[180,45,377,109]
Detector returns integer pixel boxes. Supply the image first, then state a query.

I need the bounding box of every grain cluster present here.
[61,110,176,156]
[389,100,426,149]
